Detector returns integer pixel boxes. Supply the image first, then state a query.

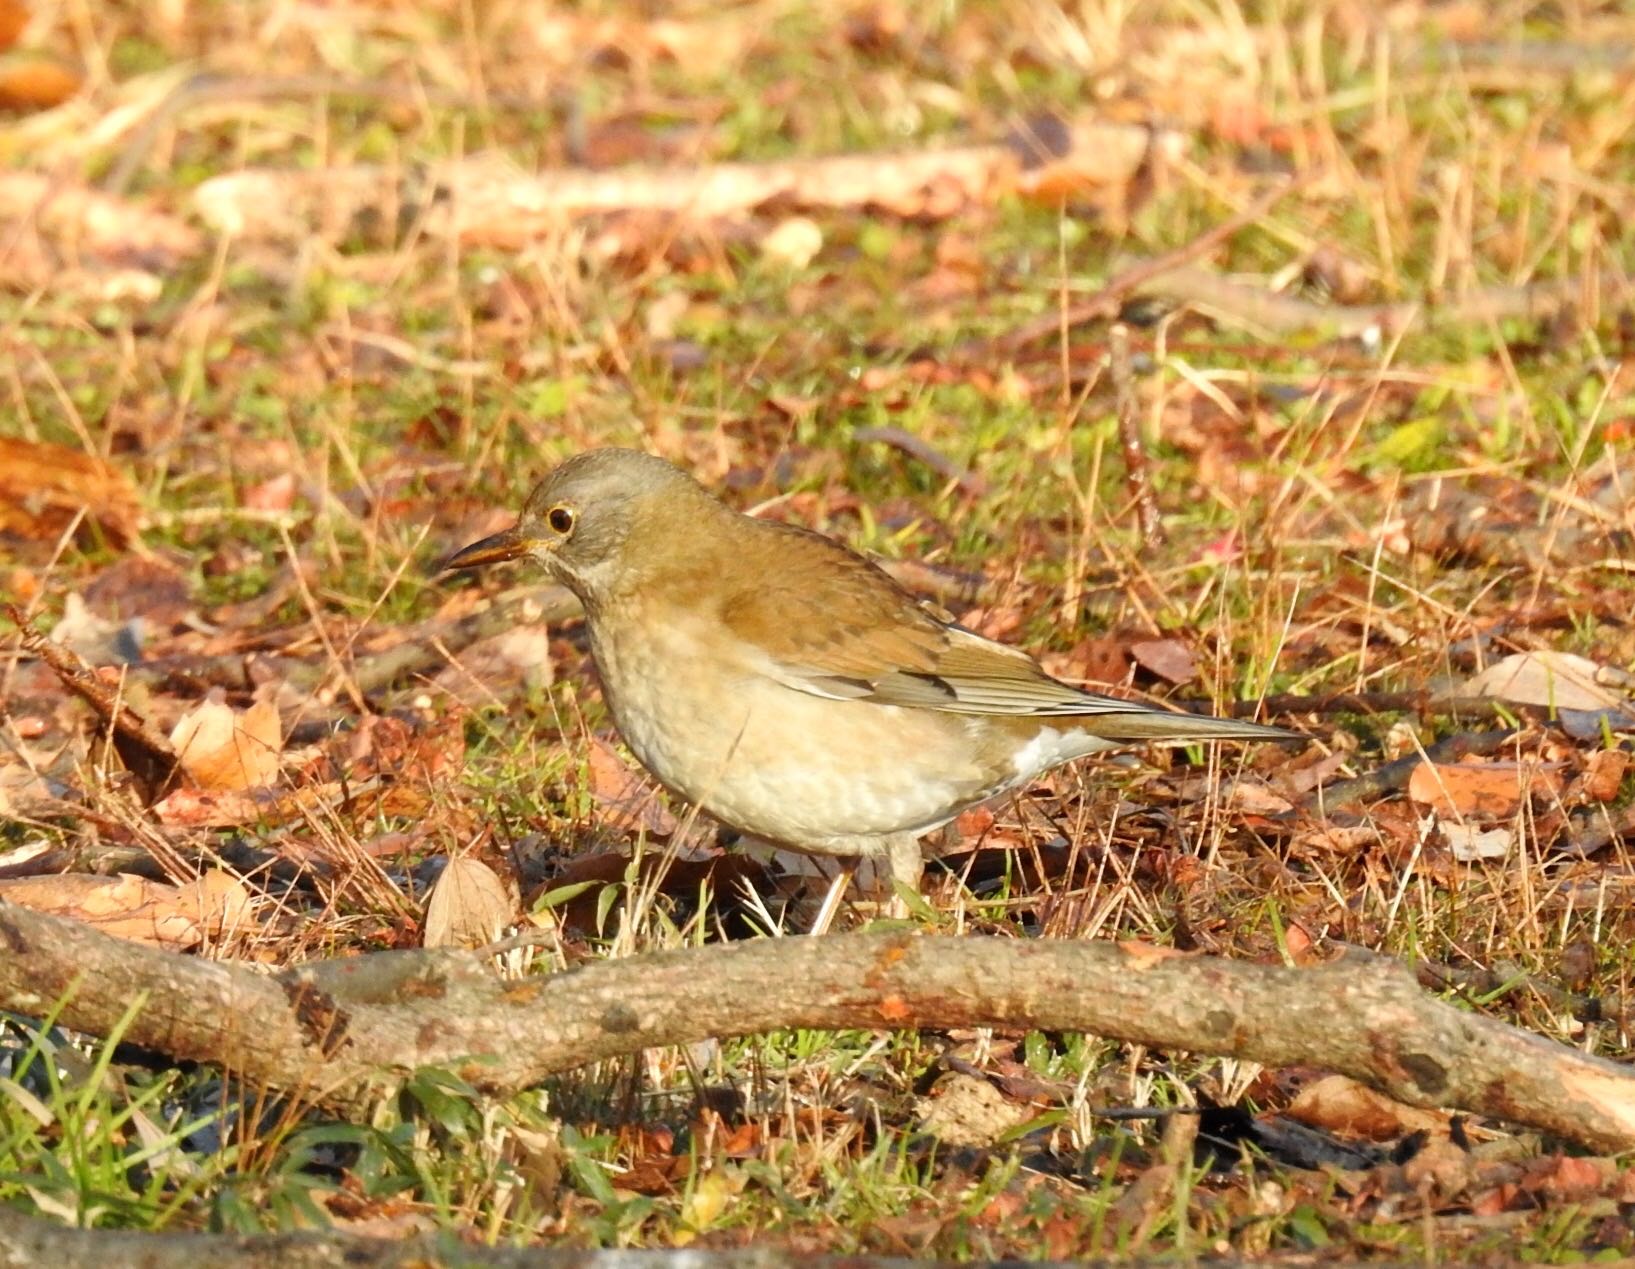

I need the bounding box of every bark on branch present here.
[0,899,1630,1150]
[0,1208,799,1269]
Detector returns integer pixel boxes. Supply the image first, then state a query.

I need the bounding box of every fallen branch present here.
[0,1209,672,1269]
[0,901,1630,1150]
[192,118,1173,244]
[1126,265,1593,340]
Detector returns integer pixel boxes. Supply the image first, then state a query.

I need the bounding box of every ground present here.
[1,0,1634,1260]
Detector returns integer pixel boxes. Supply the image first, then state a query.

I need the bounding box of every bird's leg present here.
[883,833,924,918]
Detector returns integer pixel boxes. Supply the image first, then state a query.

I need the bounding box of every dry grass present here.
[2,0,1635,1258]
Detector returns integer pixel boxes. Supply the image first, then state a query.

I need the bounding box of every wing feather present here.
[711,520,1293,742]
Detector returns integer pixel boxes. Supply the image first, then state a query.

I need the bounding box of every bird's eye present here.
[547,505,576,535]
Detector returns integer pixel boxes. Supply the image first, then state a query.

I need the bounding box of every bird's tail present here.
[1070,702,1301,745]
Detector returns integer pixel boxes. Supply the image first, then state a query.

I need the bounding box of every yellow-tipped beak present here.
[439,526,532,573]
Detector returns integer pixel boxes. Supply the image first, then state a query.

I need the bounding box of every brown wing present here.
[712,519,1297,742]
[714,521,947,698]
[709,520,1149,716]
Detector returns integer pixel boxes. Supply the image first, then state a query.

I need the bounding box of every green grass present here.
[4,0,1635,1258]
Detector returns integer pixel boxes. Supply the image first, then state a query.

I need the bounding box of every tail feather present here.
[1070,704,1301,745]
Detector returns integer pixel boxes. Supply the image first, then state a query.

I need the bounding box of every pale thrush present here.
[443,449,1296,897]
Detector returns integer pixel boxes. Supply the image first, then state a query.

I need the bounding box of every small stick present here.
[1108,324,1163,547]
[855,427,987,497]
[5,604,180,797]
[978,175,1307,356]
[1212,688,1515,720]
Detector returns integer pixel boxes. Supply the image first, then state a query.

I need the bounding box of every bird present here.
[441,448,1297,908]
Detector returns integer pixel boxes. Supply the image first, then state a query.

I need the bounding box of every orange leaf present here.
[0,53,80,111]
[1406,760,1562,819]
[0,438,141,546]
[169,691,282,791]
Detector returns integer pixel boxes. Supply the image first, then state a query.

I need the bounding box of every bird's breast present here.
[583,607,1039,844]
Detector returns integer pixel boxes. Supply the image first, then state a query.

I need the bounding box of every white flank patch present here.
[1010,726,1117,782]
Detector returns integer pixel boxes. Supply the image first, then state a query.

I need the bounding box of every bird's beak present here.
[439,526,533,573]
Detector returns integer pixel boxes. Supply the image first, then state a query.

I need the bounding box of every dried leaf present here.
[587,737,678,837]
[1129,638,1198,685]
[151,783,322,828]
[169,691,282,791]
[1118,940,1188,971]
[1580,748,1630,803]
[0,437,141,546]
[242,472,297,512]
[0,53,81,111]
[1463,651,1629,713]
[1406,760,1561,819]
[424,857,516,949]
[1401,1136,1474,1197]
[176,868,256,937]
[1287,1074,1451,1141]
[0,870,249,949]
[0,1,25,52]
[1439,822,1514,862]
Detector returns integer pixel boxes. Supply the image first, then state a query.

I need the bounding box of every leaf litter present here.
[2,0,1635,1257]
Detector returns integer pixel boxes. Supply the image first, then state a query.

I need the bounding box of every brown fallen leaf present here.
[151,782,332,829]
[1172,774,1294,815]
[0,869,253,949]
[1287,1073,1450,1141]
[424,857,517,949]
[169,690,282,791]
[0,0,25,52]
[1463,651,1631,713]
[1129,638,1198,685]
[180,868,257,938]
[1579,748,1631,803]
[1406,759,1562,819]
[242,472,297,512]
[586,737,678,838]
[1117,940,1190,971]
[0,437,141,546]
[0,52,81,111]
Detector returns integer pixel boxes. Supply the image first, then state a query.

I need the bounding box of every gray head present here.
[441,448,712,599]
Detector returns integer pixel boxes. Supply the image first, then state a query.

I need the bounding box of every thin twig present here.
[977,175,1308,356]
[1108,324,1163,547]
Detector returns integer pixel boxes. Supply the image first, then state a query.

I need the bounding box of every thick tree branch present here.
[0,1209,803,1268]
[0,899,1630,1150]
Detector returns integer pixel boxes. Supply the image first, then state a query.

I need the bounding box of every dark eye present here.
[547,505,575,535]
